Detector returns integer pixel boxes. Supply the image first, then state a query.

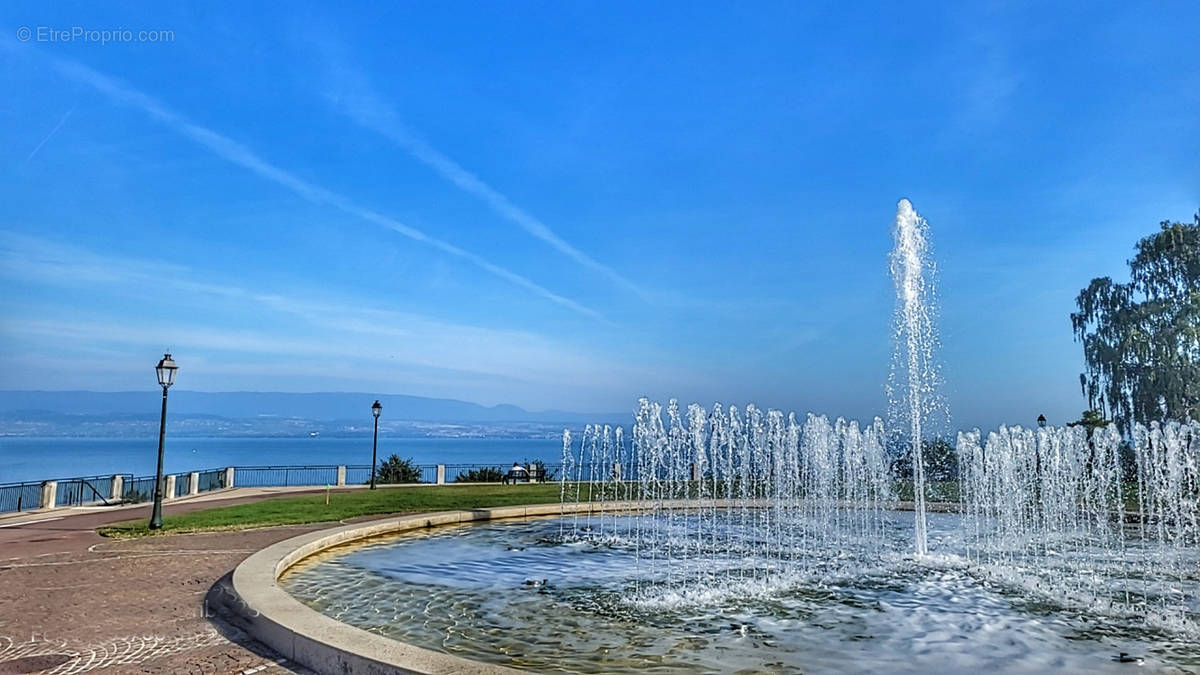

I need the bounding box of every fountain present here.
[555,401,896,605]
[277,201,1200,672]
[887,198,945,556]
[282,413,1199,671]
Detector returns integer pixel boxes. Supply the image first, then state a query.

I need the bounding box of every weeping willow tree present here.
[1072,215,1200,431]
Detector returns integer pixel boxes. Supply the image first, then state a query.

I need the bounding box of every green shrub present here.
[371,455,422,484]
[123,490,149,504]
[455,466,505,483]
[525,459,557,481]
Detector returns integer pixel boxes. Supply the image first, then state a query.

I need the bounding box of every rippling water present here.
[0,436,562,483]
[282,512,1200,674]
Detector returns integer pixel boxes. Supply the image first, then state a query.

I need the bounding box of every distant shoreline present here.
[0,436,567,484]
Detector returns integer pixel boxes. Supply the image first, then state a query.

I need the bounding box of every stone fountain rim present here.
[228,499,958,675]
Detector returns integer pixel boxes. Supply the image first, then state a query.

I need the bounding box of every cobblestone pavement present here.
[0,525,325,674]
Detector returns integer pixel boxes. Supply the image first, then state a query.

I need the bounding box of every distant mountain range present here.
[0,390,629,438]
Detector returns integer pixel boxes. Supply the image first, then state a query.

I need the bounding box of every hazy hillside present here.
[0,391,628,437]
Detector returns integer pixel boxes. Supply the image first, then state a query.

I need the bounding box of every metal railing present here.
[123,475,157,504]
[448,464,507,483]
[331,463,437,485]
[0,461,565,514]
[233,465,341,487]
[172,473,191,499]
[418,464,438,483]
[0,481,43,513]
[55,474,125,508]
[447,463,563,483]
[197,468,225,492]
[518,463,563,482]
[344,465,374,485]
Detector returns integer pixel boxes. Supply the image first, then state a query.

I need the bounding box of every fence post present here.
[110,475,124,501]
[436,465,446,485]
[40,481,58,510]
[189,472,200,496]
[336,466,346,487]
[164,475,177,501]
[224,467,235,488]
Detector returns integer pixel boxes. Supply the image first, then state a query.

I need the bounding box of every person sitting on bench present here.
[504,462,529,484]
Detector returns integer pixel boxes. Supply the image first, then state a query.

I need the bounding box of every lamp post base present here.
[149,384,169,531]
[149,500,163,530]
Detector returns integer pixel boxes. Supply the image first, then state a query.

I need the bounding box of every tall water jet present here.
[887,198,945,555]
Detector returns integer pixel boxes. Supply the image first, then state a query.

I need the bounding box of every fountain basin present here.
[234,502,1200,674]
[229,502,702,674]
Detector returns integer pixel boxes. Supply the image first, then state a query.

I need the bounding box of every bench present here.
[502,467,546,484]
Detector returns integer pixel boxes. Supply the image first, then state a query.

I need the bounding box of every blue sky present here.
[0,2,1196,429]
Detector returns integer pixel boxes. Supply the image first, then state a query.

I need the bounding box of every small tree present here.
[1072,216,1200,430]
[371,454,422,484]
[1066,409,1110,435]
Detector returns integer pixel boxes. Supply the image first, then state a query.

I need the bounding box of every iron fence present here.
[55,474,125,507]
[197,468,225,492]
[1,460,569,514]
[173,473,192,498]
[123,475,157,503]
[537,463,565,482]
[418,464,438,483]
[0,481,43,514]
[233,465,341,487]
[447,463,507,483]
[344,465,373,485]
[446,463,564,483]
[338,463,438,484]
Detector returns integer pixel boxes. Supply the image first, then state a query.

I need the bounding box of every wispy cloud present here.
[26,105,75,162]
[0,233,640,389]
[320,58,647,300]
[36,55,600,319]
[0,231,186,286]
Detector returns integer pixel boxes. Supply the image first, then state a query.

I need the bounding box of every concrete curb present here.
[229,501,654,675]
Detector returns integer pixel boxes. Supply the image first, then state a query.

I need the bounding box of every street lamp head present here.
[372,400,382,419]
[1037,414,1047,429]
[156,353,178,388]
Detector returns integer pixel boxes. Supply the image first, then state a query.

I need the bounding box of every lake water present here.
[0,436,563,484]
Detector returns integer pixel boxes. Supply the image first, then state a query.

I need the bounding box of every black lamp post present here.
[149,353,178,530]
[1037,414,1047,429]
[370,400,382,490]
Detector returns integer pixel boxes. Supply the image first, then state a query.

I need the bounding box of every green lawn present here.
[99,483,565,537]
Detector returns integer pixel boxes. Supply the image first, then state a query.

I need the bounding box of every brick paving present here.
[0,502,333,674]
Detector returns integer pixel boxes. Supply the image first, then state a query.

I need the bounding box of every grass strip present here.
[99,483,564,537]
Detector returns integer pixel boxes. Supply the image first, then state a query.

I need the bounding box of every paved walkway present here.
[0,488,370,674]
[0,487,332,560]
